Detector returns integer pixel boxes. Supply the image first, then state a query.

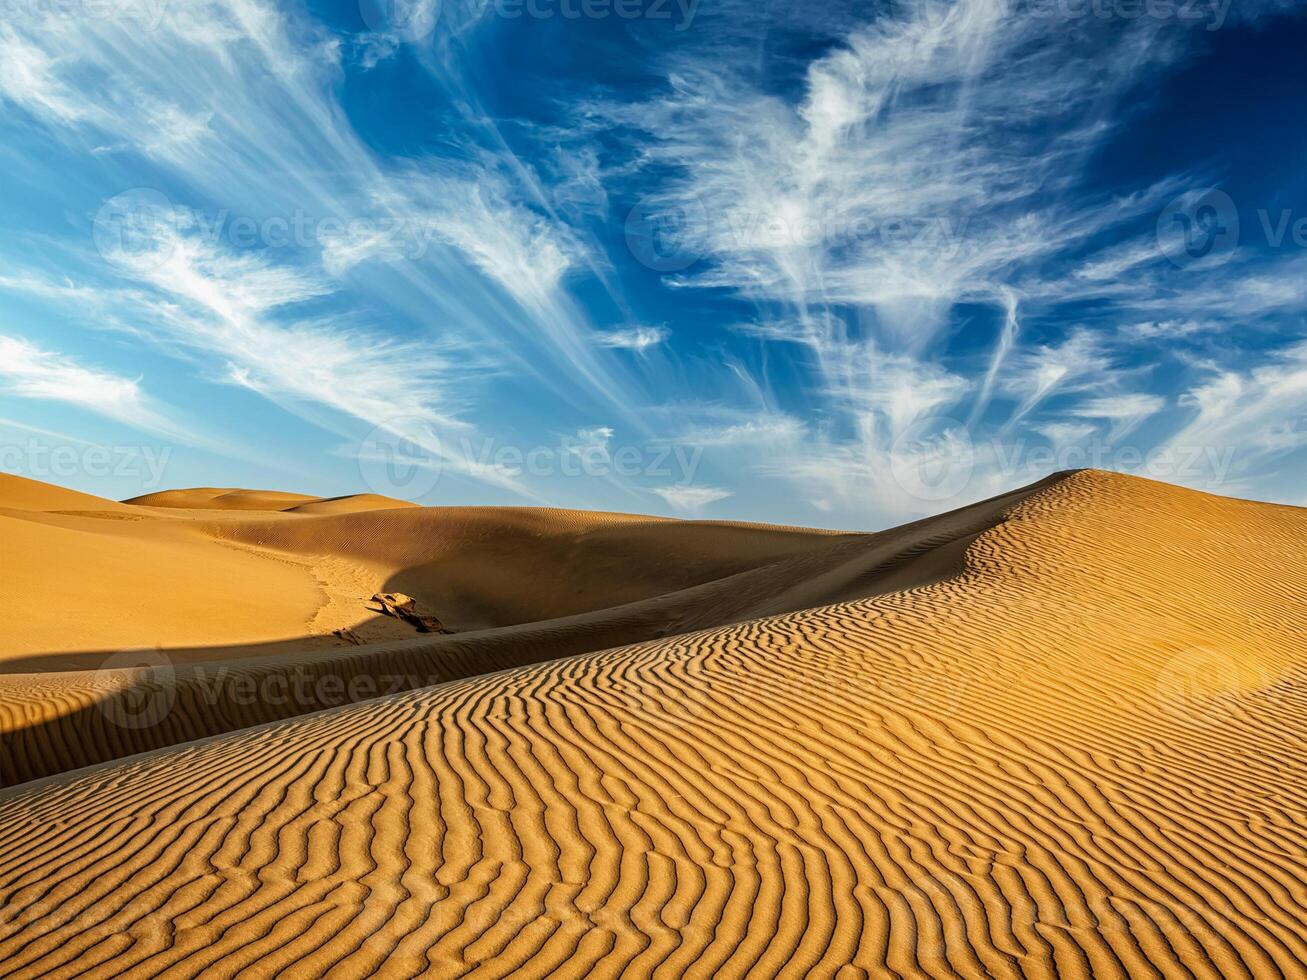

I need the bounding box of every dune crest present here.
[0,470,1303,978]
[0,474,1045,784]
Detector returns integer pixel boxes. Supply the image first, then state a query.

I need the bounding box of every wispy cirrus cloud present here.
[0,0,1301,521]
[1077,394,1167,441]
[561,0,1306,523]
[1000,330,1112,429]
[596,325,670,352]
[0,26,86,124]
[104,225,470,439]
[0,333,179,438]
[1164,342,1307,467]
[595,0,1181,342]
[0,0,648,491]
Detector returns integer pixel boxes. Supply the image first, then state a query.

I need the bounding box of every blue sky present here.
[0,0,1304,528]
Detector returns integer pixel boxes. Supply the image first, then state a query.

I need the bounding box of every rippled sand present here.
[1,469,1303,978]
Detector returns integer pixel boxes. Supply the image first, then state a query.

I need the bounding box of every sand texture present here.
[0,469,1303,978]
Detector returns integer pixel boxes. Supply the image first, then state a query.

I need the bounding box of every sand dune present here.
[1,474,861,667]
[0,476,330,661]
[284,493,422,515]
[0,472,135,514]
[126,487,422,515]
[0,475,1039,784]
[0,469,1303,978]
[124,486,324,511]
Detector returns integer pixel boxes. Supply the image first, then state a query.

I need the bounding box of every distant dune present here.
[124,486,324,510]
[0,470,1303,978]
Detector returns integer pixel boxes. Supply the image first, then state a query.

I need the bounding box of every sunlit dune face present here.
[0,470,1303,978]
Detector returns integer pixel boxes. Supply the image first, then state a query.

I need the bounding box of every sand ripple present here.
[0,471,1303,978]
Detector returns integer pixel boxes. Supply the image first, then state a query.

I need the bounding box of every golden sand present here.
[0,469,1303,978]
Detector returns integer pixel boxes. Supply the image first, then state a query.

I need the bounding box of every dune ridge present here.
[0,470,1303,978]
[0,474,851,662]
[0,475,1049,786]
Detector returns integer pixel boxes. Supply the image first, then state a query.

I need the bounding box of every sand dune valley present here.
[0,467,1304,979]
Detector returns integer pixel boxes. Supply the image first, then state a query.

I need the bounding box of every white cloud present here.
[1035,421,1099,447]
[1000,330,1110,428]
[600,0,1177,345]
[564,425,616,466]
[385,168,579,316]
[1121,319,1211,341]
[1076,393,1166,441]
[574,425,615,447]
[1073,239,1164,283]
[1164,343,1307,470]
[678,415,806,449]
[0,27,85,123]
[596,325,670,351]
[0,333,177,436]
[354,0,439,68]
[653,485,734,514]
[0,0,639,422]
[101,226,469,452]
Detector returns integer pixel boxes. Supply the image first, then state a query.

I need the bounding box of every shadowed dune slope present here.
[3,479,855,666]
[0,470,1303,978]
[283,493,422,515]
[0,475,1046,784]
[205,504,856,631]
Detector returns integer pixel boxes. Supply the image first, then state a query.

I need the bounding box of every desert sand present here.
[0,469,1303,978]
